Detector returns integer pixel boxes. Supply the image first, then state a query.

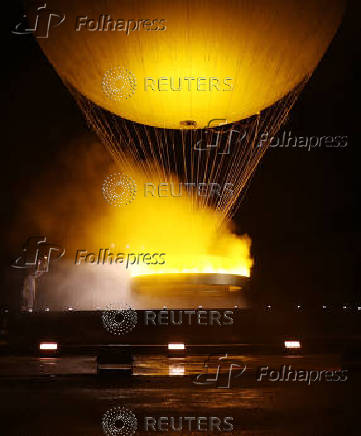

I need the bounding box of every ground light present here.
[39,342,58,352]
[284,340,301,350]
[168,342,186,357]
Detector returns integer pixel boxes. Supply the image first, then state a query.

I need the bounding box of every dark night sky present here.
[1,0,360,309]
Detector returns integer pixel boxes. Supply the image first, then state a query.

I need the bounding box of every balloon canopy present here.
[35,0,344,129]
[32,0,345,220]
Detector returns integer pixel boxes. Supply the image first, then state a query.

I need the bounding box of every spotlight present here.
[284,340,301,350]
[168,342,186,356]
[39,342,58,352]
[168,343,185,350]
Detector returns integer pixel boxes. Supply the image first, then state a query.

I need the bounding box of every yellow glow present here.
[168,364,185,376]
[90,169,253,277]
[37,0,344,129]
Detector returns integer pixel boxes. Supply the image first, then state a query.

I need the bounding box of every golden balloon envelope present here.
[35,0,344,129]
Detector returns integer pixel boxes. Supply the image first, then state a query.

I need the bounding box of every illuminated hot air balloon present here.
[32,0,345,219]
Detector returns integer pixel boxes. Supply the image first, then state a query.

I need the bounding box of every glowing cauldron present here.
[131,273,249,309]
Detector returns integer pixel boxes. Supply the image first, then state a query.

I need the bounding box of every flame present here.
[91,168,253,278]
[16,139,253,281]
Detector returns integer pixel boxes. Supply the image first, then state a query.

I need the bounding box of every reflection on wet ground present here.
[0,354,359,435]
[0,353,341,376]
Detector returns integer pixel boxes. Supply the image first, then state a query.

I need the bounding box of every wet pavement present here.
[0,354,360,435]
